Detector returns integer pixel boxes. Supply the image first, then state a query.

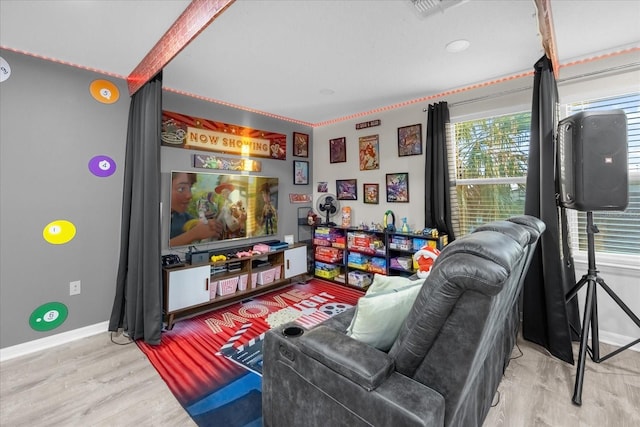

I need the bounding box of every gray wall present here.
[0,49,312,349]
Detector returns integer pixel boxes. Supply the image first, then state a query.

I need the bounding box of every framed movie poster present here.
[293,160,309,185]
[329,137,347,163]
[363,183,379,204]
[293,132,309,157]
[336,179,357,200]
[397,124,423,157]
[359,134,380,170]
[386,173,409,203]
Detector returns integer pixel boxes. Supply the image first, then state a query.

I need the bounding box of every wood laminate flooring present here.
[1,332,638,426]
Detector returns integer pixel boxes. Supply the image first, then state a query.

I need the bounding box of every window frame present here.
[449,92,640,268]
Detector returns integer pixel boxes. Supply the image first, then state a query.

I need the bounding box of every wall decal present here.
[88,155,116,177]
[29,302,68,331]
[89,79,120,104]
[0,56,11,82]
[43,220,76,245]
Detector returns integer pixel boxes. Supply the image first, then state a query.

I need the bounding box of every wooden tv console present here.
[162,243,307,329]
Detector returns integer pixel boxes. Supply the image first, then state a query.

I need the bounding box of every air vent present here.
[411,0,467,15]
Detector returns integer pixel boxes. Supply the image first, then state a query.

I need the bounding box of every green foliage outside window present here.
[454,113,530,236]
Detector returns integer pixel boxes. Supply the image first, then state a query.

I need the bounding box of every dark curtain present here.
[425,102,456,241]
[108,72,163,345]
[522,56,580,364]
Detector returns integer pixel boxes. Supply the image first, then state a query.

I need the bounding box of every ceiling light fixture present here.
[411,0,468,16]
[446,39,470,53]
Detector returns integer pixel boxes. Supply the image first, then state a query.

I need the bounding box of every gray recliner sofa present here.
[262,215,545,427]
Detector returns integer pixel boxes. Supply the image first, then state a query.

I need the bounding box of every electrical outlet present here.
[70,280,81,296]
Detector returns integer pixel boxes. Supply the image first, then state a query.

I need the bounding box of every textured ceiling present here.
[1,0,639,125]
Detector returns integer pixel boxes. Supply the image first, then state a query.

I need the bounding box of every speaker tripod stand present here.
[565,211,640,406]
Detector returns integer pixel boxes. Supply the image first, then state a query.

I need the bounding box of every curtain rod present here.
[446,62,640,108]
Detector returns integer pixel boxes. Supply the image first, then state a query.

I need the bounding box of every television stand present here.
[162,243,307,329]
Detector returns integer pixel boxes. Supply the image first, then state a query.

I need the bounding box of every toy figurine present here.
[401,217,410,233]
[413,245,441,279]
[261,183,277,234]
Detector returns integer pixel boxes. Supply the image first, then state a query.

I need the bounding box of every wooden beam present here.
[127,0,236,95]
[534,0,560,78]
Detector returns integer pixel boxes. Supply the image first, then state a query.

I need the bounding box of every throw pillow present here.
[366,273,424,295]
[346,281,422,351]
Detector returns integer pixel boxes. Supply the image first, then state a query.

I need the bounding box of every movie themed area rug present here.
[137,280,363,427]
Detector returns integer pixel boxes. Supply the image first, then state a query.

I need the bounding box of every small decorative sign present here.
[193,154,262,172]
[162,110,287,160]
[355,119,381,130]
[289,194,313,203]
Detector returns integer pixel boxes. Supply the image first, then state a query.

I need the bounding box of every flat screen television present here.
[169,170,278,248]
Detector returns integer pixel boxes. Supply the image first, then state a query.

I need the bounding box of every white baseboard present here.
[1,321,635,363]
[598,330,640,352]
[0,321,109,362]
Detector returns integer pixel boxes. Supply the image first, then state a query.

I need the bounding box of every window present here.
[566,93,640,257]
[451,112,530,236]
[449,92,639,260]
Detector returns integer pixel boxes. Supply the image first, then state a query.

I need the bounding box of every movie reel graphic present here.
[318,302,352,317]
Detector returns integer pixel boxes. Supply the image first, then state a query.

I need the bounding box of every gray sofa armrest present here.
[298,325,394,391]
[263,323,445,426]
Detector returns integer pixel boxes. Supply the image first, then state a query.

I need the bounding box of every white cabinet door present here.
[167,265,211,312]
[284,245,308,278]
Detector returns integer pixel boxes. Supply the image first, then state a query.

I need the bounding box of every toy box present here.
[315,246,343,263]
[347,252,369,264]
[315,261,340,279]
[368,257,387,274]
[390,236,412,251]
[390,256,413,271]
[412,238,429,251]
[332,236,346,248]
[348,271,373,288]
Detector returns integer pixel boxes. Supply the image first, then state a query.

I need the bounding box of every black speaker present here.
[558,109,628,211]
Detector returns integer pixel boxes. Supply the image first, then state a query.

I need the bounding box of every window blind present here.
[451,112,530,236]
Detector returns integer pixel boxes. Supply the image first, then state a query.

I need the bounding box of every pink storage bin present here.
[251,272,258,288]
[257,269,276,286]
[238,274,249,291]
[217,276,239,296]
[209,280,218,300]
[273,266,282,280]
